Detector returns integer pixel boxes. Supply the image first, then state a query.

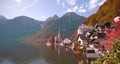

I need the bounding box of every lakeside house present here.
[62,38,72,47]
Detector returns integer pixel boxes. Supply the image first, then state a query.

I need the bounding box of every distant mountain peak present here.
[62,12,79,18]
[0,15,7,20]
[46,15,59,21]
[14,16,32,19]
[0,16,43,40]
[53,15,59,19]
[66,12,75,14]
[11,16,42,23]
[37,12,86,39]
[65,12,77,15]
[0,15,7,24]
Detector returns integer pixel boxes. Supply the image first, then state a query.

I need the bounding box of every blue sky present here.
[0,0,106,21]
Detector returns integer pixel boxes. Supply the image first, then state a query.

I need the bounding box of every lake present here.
[0,40,78,64]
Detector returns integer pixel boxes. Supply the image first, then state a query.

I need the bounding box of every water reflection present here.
[0,40,45,64]
[0,58,48,64]
[24,58,48,64]
[0,40,77,64]
[46,43,86,64]
[0,58,15,64]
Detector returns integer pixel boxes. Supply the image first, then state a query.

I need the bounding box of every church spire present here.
[58,27,61,39]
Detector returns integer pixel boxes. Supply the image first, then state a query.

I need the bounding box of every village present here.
[41,16,120,64]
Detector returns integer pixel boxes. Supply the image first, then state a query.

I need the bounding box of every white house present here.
[62,38,72,45]
[78,36,83,45]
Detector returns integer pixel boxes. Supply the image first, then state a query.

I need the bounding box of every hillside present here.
[94,40,120,64]
[84,0,120,26]
[43,15,59,29]
[0,16,43,41]
[0,15,7,25]
[35,12,86,39]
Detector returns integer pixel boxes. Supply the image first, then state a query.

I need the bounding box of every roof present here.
[77,34,88,40]
[78,24,93,34]
[62,38,71,44]
[101,41,113,50]
[95,38,107,42]
[96,23,105,27]
[86,47,94,50]
[78,24,93,30]
[114,16,120,23]
[86,53,100,59]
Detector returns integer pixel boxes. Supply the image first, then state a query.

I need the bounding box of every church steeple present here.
[58,28,61,39]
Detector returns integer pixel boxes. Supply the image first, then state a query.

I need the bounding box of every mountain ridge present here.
[34,12,86,39]
[0,16,43,41]
[84,0,120,26]
[0,15,7,25]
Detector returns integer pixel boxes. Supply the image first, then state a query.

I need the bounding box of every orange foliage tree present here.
[49,35,55,43]
[106,21,120,41]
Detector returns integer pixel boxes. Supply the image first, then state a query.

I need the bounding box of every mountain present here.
[0,15,7,25]
[0,16,43,41]
[84,0,120,26]
[35,12,86,39]
[46,15,59,21]
[43,15,59,28]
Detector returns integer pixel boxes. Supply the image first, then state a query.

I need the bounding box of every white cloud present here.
[73,5,78,11]
[88,4,97,10]
[89,0,99,6]
[66,0,76,6]
[40,16,48,21]
[20,0,39,12]
[64,0,106,13]
[56,0,60,3]
[62,2,65,8]
[85,2,88,8]
[88,0,106,10]
[56,0,76,6]
[78,4,87,12]
[79,4,84,9]
[66,5,78,12]
[78,9,86,12]
[98,0,106,6]
[15,0,22,6]
[88,0,99,10]
[56,0,66,8]
[66,8,74,12]
[15,0,22,3]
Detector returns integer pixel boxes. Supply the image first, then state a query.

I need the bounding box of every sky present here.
[0,0,106,21]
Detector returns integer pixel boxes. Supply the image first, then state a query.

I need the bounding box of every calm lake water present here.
[0,40,78,64]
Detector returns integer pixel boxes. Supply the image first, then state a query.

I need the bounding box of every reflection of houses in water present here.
[55,28,63,44]
[46,28,63,46]
[62,38,72,46]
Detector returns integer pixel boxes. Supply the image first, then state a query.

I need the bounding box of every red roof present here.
[101,41,113,50]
